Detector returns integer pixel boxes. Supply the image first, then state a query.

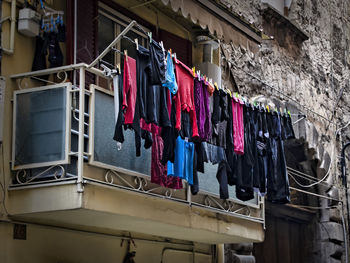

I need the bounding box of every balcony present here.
[7,23,264,243]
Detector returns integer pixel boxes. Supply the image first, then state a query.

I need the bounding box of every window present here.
[98,3,149,68]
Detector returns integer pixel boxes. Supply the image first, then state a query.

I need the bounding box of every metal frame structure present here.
[11,83,72,170]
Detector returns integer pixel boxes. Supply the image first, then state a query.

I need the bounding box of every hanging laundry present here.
[232,97,244,155]
[149,41,166,85]
[114,73,125,144]
[173,59,199,138]
[194,78,211,141]
[167,136,195,185]
[210,89,228,148]
[163,51,178,94]
[136,45,170,127]
[122,56,137,125]
[151,125,183,189]
[266,111,290,204]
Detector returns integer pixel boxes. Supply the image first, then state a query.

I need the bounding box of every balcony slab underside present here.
[8,182,264,244]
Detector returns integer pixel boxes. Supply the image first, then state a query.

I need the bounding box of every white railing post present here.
[77,67,85,193]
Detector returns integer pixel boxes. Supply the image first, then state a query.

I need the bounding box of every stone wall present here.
[217,0,350,262]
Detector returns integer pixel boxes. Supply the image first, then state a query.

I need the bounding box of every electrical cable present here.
[287,167,332,185]
[287,159,332,188]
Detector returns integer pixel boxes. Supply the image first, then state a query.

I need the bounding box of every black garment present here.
[137,45,171,127]
[251,105,260,189]
[191,146,199,195]
[161,102,178,165]
[32,35,49,80]
[235,103,255,202]
[113,74,125,143]
[216,160,231,199]
[195,142,205,174]
[210,89,228,147]
[266,112,290,204]
[48,32,63,68]
[256,108,269,194]
[149,41,166,85]
[281,113,295,140]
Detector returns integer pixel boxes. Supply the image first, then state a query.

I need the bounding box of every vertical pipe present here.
[73,0,77,85]
[216,244,224,263]
[77,67,85,193]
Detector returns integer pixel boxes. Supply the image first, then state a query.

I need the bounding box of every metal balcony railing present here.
[9,21,265,226]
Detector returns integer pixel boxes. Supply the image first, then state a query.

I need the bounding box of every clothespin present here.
[124,50,128,61]
[148,32,152,43]
[234,92,238,98]
[196,70,201,80]
[192,67,196,77]
[227,89,232,97]
[214,82,219,90]
[160,41,165,54]
[266,105,270,112]
[288,110,291,117]
[117,64,121,74]
[134,38,139,50]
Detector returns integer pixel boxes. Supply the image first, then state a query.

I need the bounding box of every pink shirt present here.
[122,57,137,125]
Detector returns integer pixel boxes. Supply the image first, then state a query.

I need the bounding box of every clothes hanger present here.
[134,39,139,50]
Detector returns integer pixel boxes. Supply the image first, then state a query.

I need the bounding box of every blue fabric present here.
[167,136,194,185]
[162,52,178,94]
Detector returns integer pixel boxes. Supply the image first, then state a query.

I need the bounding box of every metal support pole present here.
[77,67,85,193]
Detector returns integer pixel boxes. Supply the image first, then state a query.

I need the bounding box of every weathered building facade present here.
[0,0,349,262]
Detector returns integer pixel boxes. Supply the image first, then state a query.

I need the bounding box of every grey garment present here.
[202,142,227,165]
[211,120,227,148]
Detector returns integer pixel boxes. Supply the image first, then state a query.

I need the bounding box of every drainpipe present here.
[2,0,16,55]
[340,142,350,245]
[216,244,224,263]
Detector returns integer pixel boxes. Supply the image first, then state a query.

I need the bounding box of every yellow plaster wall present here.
[0,221,212,263]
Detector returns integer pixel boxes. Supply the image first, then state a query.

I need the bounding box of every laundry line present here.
[227,61,337,126]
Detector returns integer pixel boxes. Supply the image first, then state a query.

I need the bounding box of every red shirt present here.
[122,56,137,125]
[174,59,199,138]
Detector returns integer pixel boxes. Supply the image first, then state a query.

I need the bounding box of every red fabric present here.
[173,59,199,138]
[122,57,137,125]
[151,132,183,189]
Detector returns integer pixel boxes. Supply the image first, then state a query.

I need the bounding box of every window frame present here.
[12,83,72,170]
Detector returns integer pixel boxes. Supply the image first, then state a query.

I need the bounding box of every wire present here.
[287,166,326,182]
[288,204,338,210]
[228,61,337,125]
[287,162,333,188]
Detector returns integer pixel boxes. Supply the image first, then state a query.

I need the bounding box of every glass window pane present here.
[198,163,258,204]
[98,14,114,65]
[93,89,151,175]
[14,87,67,167]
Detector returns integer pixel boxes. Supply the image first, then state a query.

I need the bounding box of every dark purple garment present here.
[194,78,211,141]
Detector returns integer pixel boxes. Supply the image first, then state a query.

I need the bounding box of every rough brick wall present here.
[217,1,350,262]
